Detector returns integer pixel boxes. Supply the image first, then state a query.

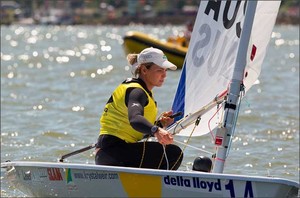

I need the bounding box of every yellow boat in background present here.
[123,31,188,69]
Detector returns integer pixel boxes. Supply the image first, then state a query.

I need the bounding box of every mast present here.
[212,0,258,173]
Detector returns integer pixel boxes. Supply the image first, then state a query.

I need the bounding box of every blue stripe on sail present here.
[172,62,186,122]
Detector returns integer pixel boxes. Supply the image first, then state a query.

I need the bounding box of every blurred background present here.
[1,0,299,26]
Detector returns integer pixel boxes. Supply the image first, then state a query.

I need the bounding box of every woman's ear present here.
[141,67,147,74]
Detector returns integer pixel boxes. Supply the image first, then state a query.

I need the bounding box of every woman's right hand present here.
[154,127,173,145]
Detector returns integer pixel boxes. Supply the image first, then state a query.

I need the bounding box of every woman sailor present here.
[95,47,183,170]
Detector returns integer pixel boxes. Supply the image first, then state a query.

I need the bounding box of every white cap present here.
[137,47,177,70]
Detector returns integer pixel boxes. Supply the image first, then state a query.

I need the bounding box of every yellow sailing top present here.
[100,79,157,143]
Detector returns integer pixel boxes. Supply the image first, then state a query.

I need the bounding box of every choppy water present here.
[1,24,299,197]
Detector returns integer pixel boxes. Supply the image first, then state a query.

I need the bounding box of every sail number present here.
[225,179,254,197]
[163,176,254,197]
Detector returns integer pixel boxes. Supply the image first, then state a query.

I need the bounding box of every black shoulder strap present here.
[122,78,152,97]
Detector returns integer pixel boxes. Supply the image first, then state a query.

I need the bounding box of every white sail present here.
[172,1,281,136]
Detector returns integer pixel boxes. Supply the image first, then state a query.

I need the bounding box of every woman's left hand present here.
[159,111,174,128]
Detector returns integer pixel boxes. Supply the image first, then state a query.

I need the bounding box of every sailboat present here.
[1,1,299,197]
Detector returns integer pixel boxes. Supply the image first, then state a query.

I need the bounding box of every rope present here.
[142,106,222,170]
[139,136,149,168]
[207,104,223,140]
[173,139,214,155]
[162,145,169,170]
[157,152,165,169]
[170,116,201,170]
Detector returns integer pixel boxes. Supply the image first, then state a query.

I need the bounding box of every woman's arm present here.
[126,88,153,134]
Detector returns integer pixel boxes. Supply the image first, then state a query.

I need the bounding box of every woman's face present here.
[143,64,167,90]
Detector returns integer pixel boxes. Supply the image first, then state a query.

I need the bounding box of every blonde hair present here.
[127,53,138,65]
[127,53,153,77]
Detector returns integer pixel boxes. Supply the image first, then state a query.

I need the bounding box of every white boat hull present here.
[1,161,299,197]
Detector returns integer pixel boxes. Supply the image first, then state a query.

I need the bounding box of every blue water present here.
[1,24,299,197]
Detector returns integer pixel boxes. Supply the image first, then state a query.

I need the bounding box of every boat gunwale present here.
[1,161,299,188]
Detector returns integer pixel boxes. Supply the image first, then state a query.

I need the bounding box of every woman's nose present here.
[163,70,167,77]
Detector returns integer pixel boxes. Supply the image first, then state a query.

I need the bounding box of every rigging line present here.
[162,145,169,170]
[171,116,184,134]
[173,139,214,155]
[170,116,200,170]
[171,115,214,155]
[156,112,164,122]
[208,104,224,140]
[156,112,181,170]
[157,150,165,169]
[139,137,149,168]
[140,136,168,170]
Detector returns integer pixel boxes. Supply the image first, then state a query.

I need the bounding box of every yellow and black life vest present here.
[99,79,157,143]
